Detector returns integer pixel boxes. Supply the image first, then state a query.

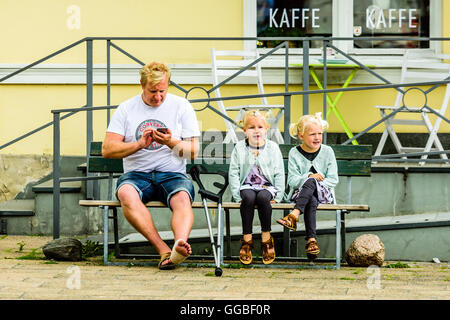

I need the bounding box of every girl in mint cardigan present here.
[229,110,285,265]
[277,113,338,259]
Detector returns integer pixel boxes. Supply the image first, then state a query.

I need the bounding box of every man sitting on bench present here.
[102,61,200,270]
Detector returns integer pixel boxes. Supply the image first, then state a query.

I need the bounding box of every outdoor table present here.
[292,62,375,145]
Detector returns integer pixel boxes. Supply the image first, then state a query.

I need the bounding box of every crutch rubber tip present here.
[215,268,223,277]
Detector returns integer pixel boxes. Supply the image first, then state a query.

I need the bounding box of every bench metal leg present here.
[112,207,120,258]
[341,211,347,262]
[225,208,231,259]
[335,210,341,270]
[282,209,291,256]
[103,205,109,265]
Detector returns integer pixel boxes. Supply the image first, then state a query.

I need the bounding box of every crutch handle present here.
[189,164,229,203]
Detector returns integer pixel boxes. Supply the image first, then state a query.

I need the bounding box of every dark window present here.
[353,0,430,48]
[257,0,332,48]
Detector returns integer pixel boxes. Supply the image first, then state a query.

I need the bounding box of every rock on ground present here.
[345,234,385,267]
[43,238,82,261]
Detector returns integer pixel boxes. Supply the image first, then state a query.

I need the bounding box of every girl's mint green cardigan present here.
[229,140,285,203]
[286,144,339,201]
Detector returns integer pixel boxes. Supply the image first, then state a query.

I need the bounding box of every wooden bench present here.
[79,142,371,269]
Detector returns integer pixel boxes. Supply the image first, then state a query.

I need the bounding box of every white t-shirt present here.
[107,93,200,174]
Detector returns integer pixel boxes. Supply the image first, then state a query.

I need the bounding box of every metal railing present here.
[1,36,450,239]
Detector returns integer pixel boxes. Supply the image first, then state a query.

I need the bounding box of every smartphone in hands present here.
[156,127,168,134]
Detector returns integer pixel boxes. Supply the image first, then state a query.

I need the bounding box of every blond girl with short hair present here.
[229,110,285,265]
[277,113,338,259]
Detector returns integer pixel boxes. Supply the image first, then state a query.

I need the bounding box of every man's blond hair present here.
[140,62,171,87]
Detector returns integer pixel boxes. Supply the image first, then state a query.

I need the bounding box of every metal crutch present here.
[189,164,228,277]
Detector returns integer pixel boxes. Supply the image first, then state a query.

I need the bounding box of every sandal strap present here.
[241,239,254,249]
[281,213,298,229]
[240,239,253,263]
[305,239,319,252]
[261,237,275,260]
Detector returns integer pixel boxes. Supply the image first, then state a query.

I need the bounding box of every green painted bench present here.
[79,141,371,269]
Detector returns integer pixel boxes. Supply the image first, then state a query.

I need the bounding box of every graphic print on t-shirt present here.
[135,119,167,151]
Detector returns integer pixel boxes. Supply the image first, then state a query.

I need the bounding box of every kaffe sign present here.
[257,0,429,48]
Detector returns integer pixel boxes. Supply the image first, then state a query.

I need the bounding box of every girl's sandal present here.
[305,239,320,259]
[261,236,276,265]
[276,213,298,231]
[239,238,253,265]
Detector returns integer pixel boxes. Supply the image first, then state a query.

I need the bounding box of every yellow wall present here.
[444,0,450,54]
[1,0,450,156]
[0,0,243,64]
[3,81,448,156]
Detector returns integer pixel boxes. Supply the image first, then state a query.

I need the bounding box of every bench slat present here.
[198,143,372,160]
[91,142,372,160]
[88,158,371,176]
[79,200,369,211]
[90,141,103,156]
[89,157,123,173]
[336,159,372,176]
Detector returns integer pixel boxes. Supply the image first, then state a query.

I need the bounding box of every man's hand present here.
[138,128,155,149]
[151,127,172,146]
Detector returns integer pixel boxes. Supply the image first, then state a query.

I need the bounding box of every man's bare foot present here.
[160,239,191,268]
[173,238,192,257]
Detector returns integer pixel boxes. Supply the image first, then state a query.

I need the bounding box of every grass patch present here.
[17,249,45,260]
[81,240,102,260]
[385,261,410,268]
[17,241,26,252]
[339,277,355,281]
[0,235,7,240]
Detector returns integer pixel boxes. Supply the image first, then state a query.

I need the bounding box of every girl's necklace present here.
[247,140,265,158]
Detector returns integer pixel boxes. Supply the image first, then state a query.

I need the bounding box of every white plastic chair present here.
[374,50,450,163]
[210,48,284,143]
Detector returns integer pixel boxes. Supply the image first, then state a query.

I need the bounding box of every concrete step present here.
[32,180,82,193]
[0,199,35,217]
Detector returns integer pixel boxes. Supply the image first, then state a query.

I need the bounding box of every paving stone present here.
[0,236,449,301]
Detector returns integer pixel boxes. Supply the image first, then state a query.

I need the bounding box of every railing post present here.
[284,41,290,144]
[86,39,96,199]
[302,39,309,115]
[323,40,328,144]
[52,112,61,239]
[106,39,111,125]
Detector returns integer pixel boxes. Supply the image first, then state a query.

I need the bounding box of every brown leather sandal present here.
[239,238,253,265]
[276,213,298,231]
[305,239,320,256]
[158,252,175,270]
[261,236,276,265]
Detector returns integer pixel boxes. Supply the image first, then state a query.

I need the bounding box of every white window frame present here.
[244,0,443,57]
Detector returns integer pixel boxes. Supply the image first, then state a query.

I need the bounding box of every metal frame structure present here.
[1,36,450,242]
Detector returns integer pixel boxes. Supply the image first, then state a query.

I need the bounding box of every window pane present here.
[353,0,430,48]
[257,0,332,48]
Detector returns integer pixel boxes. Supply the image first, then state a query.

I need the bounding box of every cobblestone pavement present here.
[0,235,449,301]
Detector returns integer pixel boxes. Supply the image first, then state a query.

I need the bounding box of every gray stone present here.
[345,234,385,267]
[43,238,82,261]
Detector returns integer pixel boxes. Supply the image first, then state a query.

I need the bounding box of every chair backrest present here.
[210,48,269,108]
[395,50,450,111]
